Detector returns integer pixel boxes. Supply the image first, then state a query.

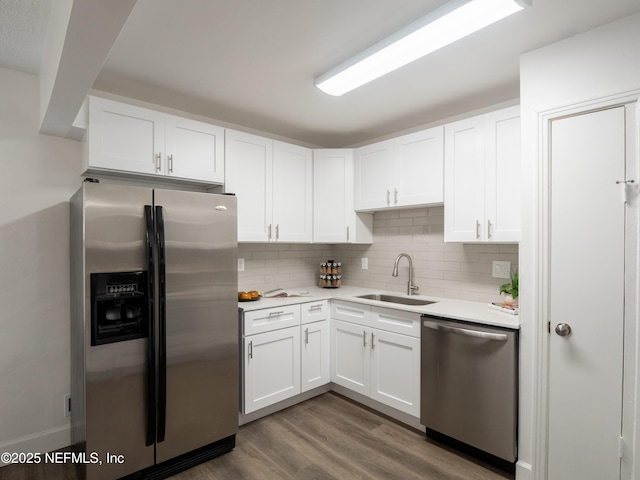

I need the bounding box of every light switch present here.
[361,258,369,270]
[238,258,245,272]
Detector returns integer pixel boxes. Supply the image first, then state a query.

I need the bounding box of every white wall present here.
[519,12,640,480]
[0,67,82,456]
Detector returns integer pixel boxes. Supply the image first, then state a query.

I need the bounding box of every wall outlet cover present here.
[238,258,245,272]
[361,258,368,270]
[492,260,511,279]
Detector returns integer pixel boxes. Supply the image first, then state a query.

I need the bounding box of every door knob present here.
[555,323,572,336]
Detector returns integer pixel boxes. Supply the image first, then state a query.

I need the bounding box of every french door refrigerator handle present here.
[423,320,508,341]
[144,205,156,447]
[156,205,167,443]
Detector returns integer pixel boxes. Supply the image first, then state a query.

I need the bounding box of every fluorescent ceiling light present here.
[315,0,531,96]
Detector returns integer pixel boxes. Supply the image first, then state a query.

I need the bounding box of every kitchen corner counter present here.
[238,285,520,330]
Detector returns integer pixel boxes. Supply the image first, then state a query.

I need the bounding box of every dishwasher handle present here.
[423,320,508,342]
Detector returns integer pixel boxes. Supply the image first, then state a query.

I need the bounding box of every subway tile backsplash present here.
[238,206,518,303]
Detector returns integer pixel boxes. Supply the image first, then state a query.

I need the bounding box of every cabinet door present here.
[88,96,163,176]
[243,326,301,414]
[354,140,394,211]
[272,141,313,242]
[370,329,420,416]
[444,115,485,242]
[225,130,273,242]
[313,149,352,243]
[301,320,330,392]
[484,106,521,242]
[394,126,444,207]
[164,115,224,183]
[331,320,370,396]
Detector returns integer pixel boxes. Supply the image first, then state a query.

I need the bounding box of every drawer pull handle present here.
[363,330,367,347]
[371,332,376,349]
[268,311,285,317]
[308,304,322,311]
[305,328,309,345]
[248,341,253,359]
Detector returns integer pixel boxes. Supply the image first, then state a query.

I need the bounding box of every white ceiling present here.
[2,0,640,146]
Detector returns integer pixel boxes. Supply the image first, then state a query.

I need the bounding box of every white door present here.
[370,329,420,416]
[313,149,352,243]
[225,130,273,242]
[330,320,370,396]
[301,320,330,392]
[272,141,312,242]
[164,115,224,183]
[443,115,485,242]
[243,326,301,414]
[394,126,444,207]
[354,140,393,211]
[548,106,626,480]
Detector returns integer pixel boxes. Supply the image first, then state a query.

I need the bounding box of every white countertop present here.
[239,285,520,330]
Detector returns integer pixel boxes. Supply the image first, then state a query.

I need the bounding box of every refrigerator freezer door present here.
[154,190,239,462]
[82,183,155,480]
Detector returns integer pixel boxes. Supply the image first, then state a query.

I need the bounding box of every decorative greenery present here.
[499,270,518,299]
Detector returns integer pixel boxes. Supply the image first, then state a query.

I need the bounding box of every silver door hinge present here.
[619,436,624,458]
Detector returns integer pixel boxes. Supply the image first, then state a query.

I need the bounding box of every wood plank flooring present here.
[0,392,513,480]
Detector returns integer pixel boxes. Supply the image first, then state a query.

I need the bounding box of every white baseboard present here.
[0,425,71,467]
[516,460,532,480]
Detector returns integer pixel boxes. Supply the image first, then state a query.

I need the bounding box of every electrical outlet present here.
[492,260,511,279]
[361,258,368,270]
[237,258,245,272]
[64,394,71,418]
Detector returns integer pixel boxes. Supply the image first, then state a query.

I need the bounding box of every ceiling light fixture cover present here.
[315,0,531,96]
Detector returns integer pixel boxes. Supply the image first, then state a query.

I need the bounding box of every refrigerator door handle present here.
[156,205,167,443]
[144,205,156,447]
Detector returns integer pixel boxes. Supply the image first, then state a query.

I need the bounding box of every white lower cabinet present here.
[330,301,421,417]
[243,325,301,414]
[242,301,330,414]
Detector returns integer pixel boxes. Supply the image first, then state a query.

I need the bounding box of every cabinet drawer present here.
[243,305,300,335]
[331,300,371,326]
[371,306,420,338]
[301,300,329,324]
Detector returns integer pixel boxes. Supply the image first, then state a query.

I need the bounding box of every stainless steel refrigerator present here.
[70,181,238,480]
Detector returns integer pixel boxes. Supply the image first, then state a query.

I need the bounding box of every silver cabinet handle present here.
[423,320,508,341]
[363,330,367,347]
[371,332,376,349]
[168,154,174,173]
[386,189,391,205]
[476,220,481,239]
[616,179,635,184]
[346,226,350,242]
[305,328,309,345]
[308,304,323,311]
[248,341,253,359]
[394,188,398,204]
[156,152,162,171]
[268,311,284,317]
[276,224,279,241]
[268,224,272,241]
[487,220,493,239]
[555,323,572,337]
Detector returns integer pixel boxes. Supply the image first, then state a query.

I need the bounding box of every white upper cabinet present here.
[444,105,521,242]
[273,141,313,242]
[313,149,373,244]
[85,96,224,184]
[354,126,444,211]
[225,129,312,242]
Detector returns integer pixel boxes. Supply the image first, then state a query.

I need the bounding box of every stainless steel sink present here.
[355,293,436,306]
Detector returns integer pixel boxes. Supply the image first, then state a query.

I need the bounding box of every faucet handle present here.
[409,283,419,295]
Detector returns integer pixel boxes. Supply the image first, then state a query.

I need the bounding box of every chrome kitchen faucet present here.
[392,253,419,296]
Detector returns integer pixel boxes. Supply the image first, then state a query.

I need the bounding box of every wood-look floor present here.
[1,392,513,480]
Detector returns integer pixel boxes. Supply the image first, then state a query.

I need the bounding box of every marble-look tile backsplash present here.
[238,206,518,303]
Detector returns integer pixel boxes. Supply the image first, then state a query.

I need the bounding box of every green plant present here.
[499,271,518,299]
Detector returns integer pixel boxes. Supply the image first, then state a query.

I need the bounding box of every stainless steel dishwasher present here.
[420,315,518,471]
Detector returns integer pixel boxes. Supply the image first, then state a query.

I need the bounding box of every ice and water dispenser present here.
[90,271,148,345]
